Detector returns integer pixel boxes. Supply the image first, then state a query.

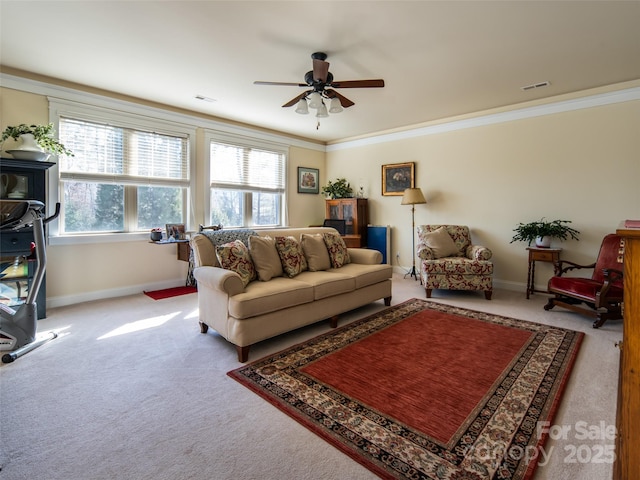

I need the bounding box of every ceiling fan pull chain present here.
[316,121,320,130]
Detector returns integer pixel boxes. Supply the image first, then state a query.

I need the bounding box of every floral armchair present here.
[416,225,494,300]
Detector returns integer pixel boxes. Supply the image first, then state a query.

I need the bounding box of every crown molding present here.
[327,85,640,152]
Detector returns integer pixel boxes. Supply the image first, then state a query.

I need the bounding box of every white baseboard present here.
[47,279,188,309]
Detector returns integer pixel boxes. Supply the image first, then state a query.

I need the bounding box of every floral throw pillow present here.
[323,232,351,268]
[215,240,256,287]
[275,236,308,278]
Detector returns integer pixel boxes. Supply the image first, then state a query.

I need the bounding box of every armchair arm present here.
[556,260,596,276]
[416,240,436,260]
[595,268,624,308]
[466,245,492,261]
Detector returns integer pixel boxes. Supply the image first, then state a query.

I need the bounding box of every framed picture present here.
[165,223,186,240]
[382,162,415,196]
[297,166,319,194]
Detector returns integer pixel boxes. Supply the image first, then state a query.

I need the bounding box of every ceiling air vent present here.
[521,81,550,92]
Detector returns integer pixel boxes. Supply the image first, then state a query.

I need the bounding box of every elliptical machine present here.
[0,199,59,363]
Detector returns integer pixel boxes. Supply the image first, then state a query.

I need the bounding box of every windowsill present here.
[48,226,293,246]
[48,232,151,246]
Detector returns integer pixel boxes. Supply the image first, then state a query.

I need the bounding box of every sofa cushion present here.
[294,271,356,300]
[423,257,494,275]
[323,232,351,268]
[228,277,314,319]
[422,227,460,258]
[275,236,308,277]
[196,229,258,267]
[332,263,393,289]
[301,233,331,271]
[249,235,283,281]
[215,240,257,287]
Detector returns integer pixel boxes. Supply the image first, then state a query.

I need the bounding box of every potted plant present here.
[150,227,163,242]
[1,123,74,157]
[510,218,580,247]
[321,178,353,199]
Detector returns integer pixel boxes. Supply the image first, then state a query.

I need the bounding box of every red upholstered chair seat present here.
[544,233,624,328]
[548,276,623,303]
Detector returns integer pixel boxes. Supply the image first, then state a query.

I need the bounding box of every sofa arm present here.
[348,248,382,265]
[466,245,493,261]
[193,266,245,296]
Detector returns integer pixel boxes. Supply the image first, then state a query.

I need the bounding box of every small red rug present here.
[144,286,197,300]
[229,298,583,480]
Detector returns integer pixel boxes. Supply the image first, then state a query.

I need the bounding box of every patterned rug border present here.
[228,298,584,480]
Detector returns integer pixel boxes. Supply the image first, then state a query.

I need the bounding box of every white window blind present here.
[210,142,285,193]
[59,117,189,187]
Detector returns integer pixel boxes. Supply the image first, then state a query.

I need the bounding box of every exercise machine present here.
[0,199,58,363]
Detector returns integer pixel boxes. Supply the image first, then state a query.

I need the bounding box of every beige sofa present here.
[191,227,392,362]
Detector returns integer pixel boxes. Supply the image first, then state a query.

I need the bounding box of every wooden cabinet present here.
[614,224,640,479]
[325,198,369,248]
[1,158,55,319]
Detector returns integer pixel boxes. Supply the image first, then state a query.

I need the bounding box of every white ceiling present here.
[1,1,639,144]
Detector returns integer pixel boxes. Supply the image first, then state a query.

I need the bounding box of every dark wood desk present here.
[526,247,561,299]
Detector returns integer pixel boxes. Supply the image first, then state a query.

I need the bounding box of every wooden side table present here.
[526,247,561,299]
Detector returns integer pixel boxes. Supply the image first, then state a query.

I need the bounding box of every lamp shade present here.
[401,187,427,205]
[307,92,322,109]
[295,98,309,114]
[328,97,343,113]
[316,102,328,118]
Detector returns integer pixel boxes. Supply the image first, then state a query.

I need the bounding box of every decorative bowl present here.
[7,150,51,162]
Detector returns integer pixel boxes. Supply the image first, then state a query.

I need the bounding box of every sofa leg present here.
[425,288,432,298]
[484,291,492,300]
[384,296,391,306]
[329,315,339,328]
[236,345,250,363]
[199,322,209,334]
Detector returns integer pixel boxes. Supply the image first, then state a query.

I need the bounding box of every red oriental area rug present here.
[228,298,583,480]
[144,286,197,300]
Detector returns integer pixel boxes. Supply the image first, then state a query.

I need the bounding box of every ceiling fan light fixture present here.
[329,97,343,113]
[295,98,309,114]
[307,92,322,109]
[316,102,328,118]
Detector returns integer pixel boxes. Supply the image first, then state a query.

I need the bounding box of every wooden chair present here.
[544,233,624,328]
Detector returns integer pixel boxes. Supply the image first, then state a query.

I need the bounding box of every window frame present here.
[205,130,289,229]
[48,98,197,245]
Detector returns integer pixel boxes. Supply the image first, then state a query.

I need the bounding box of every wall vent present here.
[521,81,550,92]
[195,95,216,102]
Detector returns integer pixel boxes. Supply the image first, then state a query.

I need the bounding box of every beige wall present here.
[2,81,639,306]
[327,95,640,291]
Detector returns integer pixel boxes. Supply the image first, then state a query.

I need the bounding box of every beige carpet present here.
[0,274,621,479]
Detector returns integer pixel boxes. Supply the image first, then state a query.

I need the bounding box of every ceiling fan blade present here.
[329,79,385,88]
[254,81,308,87]
[282,91,310,108]
[312,58,330,83]
[325,89,355,108]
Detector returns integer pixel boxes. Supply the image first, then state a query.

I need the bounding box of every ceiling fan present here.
[254,52,384,115]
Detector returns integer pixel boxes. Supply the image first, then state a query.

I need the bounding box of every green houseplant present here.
[1,123,73,156]
[510,218,580,247]
[321,178,353,199]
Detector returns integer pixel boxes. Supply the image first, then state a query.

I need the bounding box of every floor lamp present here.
[401,187,427,281]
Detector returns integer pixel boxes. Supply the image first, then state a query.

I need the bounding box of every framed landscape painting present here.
[298,167,319,194]
[382,162,415,196]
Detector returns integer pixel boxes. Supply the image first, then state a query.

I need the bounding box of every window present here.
[55,115,191,235]
[208,135,286,228]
